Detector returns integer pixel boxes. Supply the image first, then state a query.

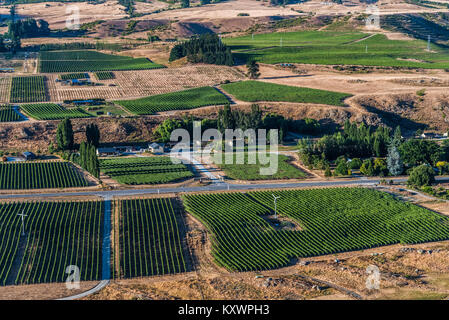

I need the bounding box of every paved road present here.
[57,280,110,301]
[2,176,447,200]
[0,177,414,200]
[174,151,221,182]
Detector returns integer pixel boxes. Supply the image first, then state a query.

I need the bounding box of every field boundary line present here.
[342,33,377,45]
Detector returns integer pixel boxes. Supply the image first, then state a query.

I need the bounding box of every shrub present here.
[334,160,349,176]
[374,158,388,176]
[416,89,426,96]
[348,158,362,169]
[408,164,435,187]
[324,165,332,177]
[360,159,375,176]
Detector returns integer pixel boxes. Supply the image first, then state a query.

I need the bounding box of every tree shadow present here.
[363,105,427,133]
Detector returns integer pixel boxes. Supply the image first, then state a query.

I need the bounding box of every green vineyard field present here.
[115,86,229,115]
[20,103,91,120]
[0,106,21,122]
[116,197,190,278]
[224,31,449,69]
[94,71,115,80]
[0,161,88,189]
[10,76,47,103]
[59,73,89,80]
[100,157,193,185]
[0,200,103,285]
[216,153,307,180]
[183,188,449,271]
[221,81,351,106]
[39,50,164,73]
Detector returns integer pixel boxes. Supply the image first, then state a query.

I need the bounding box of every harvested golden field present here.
[0,1,127,30]
[138,0,301,20]
[293,0,448,16]
[46,65,244,102]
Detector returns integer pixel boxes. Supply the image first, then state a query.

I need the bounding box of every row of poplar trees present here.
[79,123,101,178]
[78,141,100,179]
[56,119,100,178]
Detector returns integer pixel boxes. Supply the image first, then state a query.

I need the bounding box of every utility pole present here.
[252,33,254,40]
[24,52,27,73]
[18,210,28,236]
[427,35,431,51]
[280,37,283,48]
[272,194,280,219]
[365,45,368,53]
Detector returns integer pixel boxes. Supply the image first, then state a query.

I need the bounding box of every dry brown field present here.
[45,64,244,102]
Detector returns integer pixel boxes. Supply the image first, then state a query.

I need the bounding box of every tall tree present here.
[248,104,262,130]
[398,139,441,166]
[86,123,100,147]
[393,125,402,146]
[9,5,15,23]
[246,60,260,79]
[0,38,6,52]
[77,141,99,178]
[38,19,50,35]
[441,139,449,161]
[169,44,184,62]
[9,32,20,53]
[217,104,234,133]
[79,141,86,168]
[169,34,233,66]
[387,144,403,176]
[56,118,74,150]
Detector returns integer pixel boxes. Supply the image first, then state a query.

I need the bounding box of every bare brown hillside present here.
[0,116,162,153]
[352,91,449,133]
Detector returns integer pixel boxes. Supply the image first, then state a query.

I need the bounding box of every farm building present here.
[419,132,441,139]
[115,145,146,154]
[149,142,165,154]
[97,147,120,157]
[96,145,149,157]
[70,79,92,86]
[70,99,103,106]
[22,151,36,160]
[0,68,14,73]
